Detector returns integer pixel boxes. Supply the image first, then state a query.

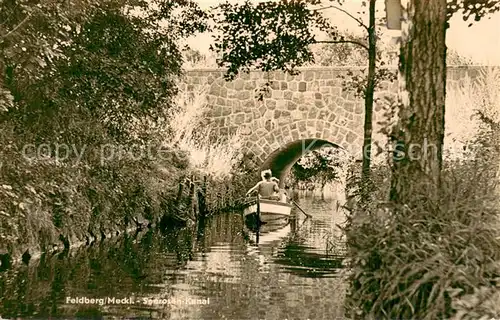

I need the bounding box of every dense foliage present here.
[1,0,208,138]
[0,0,208,258]
[210,0,336,79]
[447,0,500,24]
[345,129,500,319]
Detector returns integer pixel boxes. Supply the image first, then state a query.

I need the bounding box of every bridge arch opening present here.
[259,139,352,188]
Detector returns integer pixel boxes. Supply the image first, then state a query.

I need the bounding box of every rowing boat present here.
[243,197,293,224]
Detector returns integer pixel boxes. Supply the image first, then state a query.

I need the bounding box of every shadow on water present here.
[0,196,347,319]
[243,212,345,279]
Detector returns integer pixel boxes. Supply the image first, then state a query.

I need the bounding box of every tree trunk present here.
[389,0,447,204]
[360,0,377,204]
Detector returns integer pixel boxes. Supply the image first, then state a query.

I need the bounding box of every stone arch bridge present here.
[181,66,481,182]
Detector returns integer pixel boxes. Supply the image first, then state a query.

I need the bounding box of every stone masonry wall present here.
[180,66,485,164]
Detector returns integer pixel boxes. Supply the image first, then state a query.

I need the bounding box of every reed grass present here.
[444,66,500,161]
[167,87,242,179]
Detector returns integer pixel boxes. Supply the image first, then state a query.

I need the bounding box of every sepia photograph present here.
[0,0,499,319]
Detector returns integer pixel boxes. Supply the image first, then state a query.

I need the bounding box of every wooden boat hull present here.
[243,198,293,224]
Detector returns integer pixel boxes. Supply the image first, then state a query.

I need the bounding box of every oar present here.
[291,200,312,218]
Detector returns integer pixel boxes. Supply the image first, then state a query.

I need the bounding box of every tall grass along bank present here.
[343,67,500,319]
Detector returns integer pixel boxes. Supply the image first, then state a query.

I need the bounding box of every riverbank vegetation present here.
[0,0,247,264]
[165,87,256,217]
[344,67,500,319]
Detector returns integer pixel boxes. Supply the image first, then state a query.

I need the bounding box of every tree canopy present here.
[210,0,337,80]
[210,0,499,77]
[1,0,207,141]
[447,0,500,24]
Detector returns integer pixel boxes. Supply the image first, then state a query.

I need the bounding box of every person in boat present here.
[271,177,289,203]
[246,170,280,200]
[282,185,291,203]
[270,177,282,199]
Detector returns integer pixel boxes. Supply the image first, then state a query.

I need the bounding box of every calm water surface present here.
[0,193,348,319]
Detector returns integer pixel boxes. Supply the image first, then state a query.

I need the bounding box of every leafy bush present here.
[311,37,476,68]
[0,0,207,259]
[0,117,187,256]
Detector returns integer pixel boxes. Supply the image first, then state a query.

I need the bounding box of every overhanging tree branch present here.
[314,39,369,51]
[1,14,31,39]
[313,5,369,31]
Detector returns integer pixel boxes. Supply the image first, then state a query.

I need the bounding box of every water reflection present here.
[0,195,347,319]
[244,201,346,279]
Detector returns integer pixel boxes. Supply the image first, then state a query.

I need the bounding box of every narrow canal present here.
[0,192,348,319]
